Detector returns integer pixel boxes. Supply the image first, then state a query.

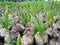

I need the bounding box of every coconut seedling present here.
[0,8,9,31]
[32,12,46,45]
[0,8,10,38]
[0,8,13,44]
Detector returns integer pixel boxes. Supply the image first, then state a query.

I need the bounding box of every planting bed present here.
[0,1,60,45]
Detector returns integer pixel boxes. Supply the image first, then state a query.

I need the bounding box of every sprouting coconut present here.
[35,32,42,45]
[16,22,25,36]
[22,34,32,45]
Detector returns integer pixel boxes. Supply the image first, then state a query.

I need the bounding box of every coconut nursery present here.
[0,0,60,45]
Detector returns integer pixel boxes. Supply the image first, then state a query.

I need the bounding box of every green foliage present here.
[38,13,45,35]
[51,11,54,24]
[0,19,4,27]
[4,8,9,30]
[0,8,9,30]
[20,9,30,26]
[13,19,16,26]
[6,39,16,44]
[32,13,46,35]
[16,34,22,45]
[46,10,55,25]
[47,10,52,21]
[0,1,60,15]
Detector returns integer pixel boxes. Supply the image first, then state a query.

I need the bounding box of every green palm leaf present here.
[16,34,22,45]
[4,7,9,30]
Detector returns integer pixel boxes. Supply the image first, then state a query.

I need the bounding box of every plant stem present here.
[45,21,51,28]
[7,29,11,40]
[51,12,54,37]
[42,36,44,45]
[51,23,54,37]
[42,33,44,45]
[30,36,34,45]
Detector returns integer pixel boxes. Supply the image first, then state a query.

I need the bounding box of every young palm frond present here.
[0,8,9,30]
[20,9,30,26]
[32,13,45,35]
[16,34,22,45]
